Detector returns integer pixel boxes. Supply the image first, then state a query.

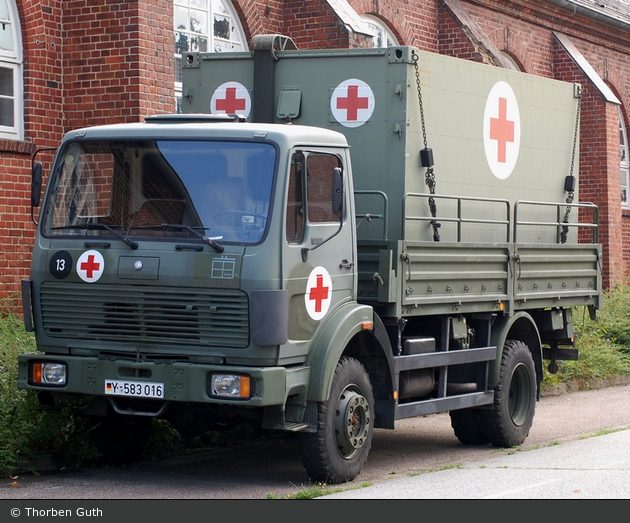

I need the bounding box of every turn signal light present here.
[209,373,252,399]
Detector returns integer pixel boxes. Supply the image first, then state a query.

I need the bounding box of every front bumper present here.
[18,353,308,407]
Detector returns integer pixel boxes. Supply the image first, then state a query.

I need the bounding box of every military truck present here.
[19,35,601,483]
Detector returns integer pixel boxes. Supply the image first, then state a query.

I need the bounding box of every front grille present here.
[40,283,249,348]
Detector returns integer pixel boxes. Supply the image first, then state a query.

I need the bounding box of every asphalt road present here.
[1,380,629,500]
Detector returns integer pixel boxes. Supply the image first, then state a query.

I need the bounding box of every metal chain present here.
[414,54,429,151]
[413,53,440,241]
[561,87,582,243]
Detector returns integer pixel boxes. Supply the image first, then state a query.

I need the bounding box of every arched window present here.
[360,14,398,48]
[620,106,629,209]
[0,0,23,141]
[500,51,522,71]
[174,0,247,113]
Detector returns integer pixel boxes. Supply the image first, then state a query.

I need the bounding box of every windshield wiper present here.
[158,223,224,253]
[53,223,138,250]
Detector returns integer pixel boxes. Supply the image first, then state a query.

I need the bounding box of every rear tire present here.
[300,357,374,484]
[479,339,537,447]
[450,408,489,445]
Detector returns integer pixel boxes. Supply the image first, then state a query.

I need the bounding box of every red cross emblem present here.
[304,267,333,320]
[489,97,515,163]
[336,85,369,121]
[76,250,105,283]
[308,274,329,313]
[80,254,100,279]
[330,79,375,128]
[483,81,520,180]
[215,87,247,114]
[211,81,251,118]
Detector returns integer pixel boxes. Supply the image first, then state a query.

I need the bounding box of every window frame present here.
[360,14,399,48]
[0,0,24,141]
[174,0,247,113]
[620,106,629,210]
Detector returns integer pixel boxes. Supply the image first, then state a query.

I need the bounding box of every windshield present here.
[41,139,276,245]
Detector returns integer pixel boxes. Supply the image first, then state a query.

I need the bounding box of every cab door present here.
[281,150,355,357]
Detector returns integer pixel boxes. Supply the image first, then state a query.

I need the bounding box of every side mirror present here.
[332,167,343,216]
[31,162,43,208]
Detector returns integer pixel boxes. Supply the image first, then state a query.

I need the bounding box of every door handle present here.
[339,259,354,269]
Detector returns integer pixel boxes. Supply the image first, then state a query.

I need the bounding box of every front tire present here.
[300,357,374,484]
[87,414,153,465]
[479,339,537,447]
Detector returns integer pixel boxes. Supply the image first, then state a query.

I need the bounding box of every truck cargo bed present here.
[357,192,601,318]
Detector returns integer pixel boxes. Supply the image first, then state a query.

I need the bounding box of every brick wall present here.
[62,1,174,128]
[551,38,622,289]
[282,0,349,48]
[0,1,174,310]
[3,0,630,310]
[438,3,484,61]
[0,1,63,310]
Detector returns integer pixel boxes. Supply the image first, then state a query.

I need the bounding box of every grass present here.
[268,485,348,499]
[0,301,103,475]
[265,481,373,499]
[0,303,38,475]
[579,426,630,440]
[1,282,630,478]
[541,282,630,390]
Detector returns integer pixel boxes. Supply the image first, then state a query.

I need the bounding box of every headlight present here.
[32,362,67,386]
[209,373,251,399]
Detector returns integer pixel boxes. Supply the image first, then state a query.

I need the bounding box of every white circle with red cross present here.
[330,78,375,128]
[211,81,251,118]
[304,266,333,321]
[483,81,521,180]
[76,250,104,283]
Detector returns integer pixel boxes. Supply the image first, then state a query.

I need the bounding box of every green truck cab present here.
[19,35,602,483]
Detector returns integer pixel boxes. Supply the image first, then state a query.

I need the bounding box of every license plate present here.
[104,379,165,399]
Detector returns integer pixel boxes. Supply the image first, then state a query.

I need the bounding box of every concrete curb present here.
[541,374,630,397]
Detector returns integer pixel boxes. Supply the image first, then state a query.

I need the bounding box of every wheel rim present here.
[509,362,532,426]
[334,387,371,459]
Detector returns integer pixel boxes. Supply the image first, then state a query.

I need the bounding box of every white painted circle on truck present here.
[330,78,375,128]
[305,266,333,321]
[483,81,521,180]
[211,81,251,118]
[76,250,104,283]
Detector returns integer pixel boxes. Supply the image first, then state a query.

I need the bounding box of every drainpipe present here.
[546,0,630,29]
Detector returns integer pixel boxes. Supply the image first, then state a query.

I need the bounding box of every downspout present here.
[546,0,630,30]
